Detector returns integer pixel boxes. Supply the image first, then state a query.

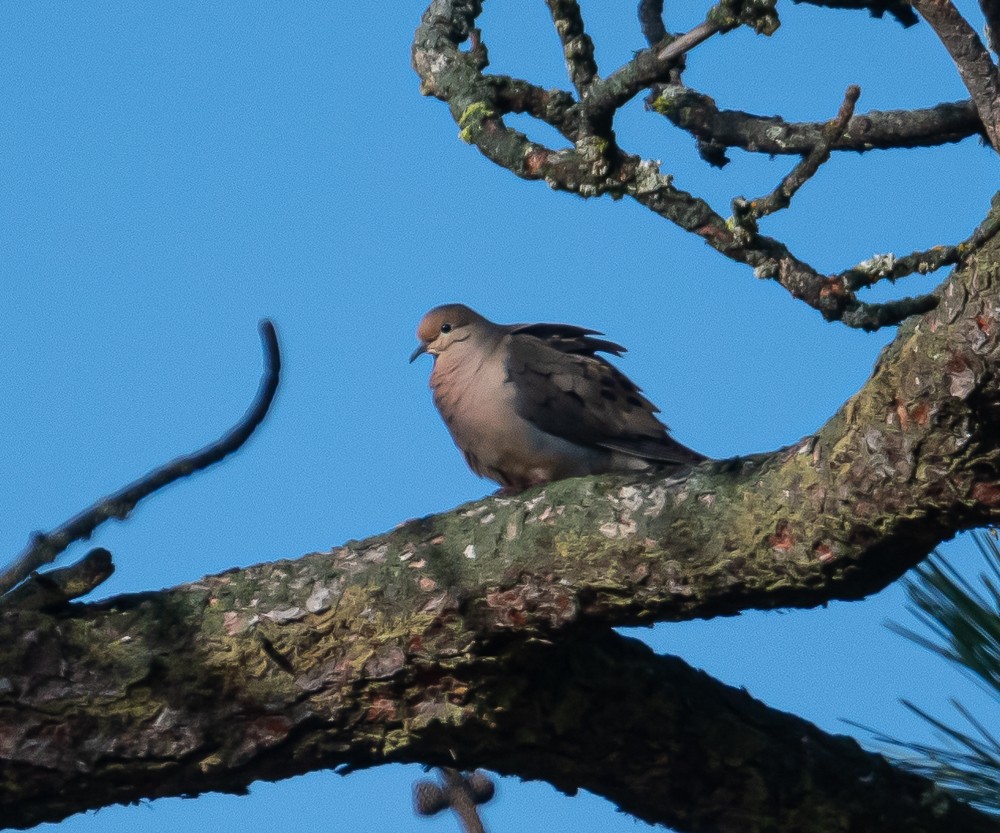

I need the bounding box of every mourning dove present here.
[410,304,705,492]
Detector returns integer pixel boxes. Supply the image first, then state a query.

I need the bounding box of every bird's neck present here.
[430,333,505,410]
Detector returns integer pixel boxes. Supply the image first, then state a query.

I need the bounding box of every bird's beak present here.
[409,342,429,363]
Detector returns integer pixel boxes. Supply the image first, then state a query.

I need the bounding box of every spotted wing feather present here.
[506,325,704,465]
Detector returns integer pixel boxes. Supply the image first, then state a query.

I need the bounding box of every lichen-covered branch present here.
[544,0,597,95]
[0,548,114,610]
[490,77,578,138]
[5,217,1000,832]
[411,0,968,328]
[653,87,984,163]
[585,0,785,134]
[0,547,115,610]
[2,602,995,833]
[581,20,724,132]
[839,203,1000,289]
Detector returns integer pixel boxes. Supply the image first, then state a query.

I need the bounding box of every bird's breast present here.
[429,345,605,488]
[430,348,515,449]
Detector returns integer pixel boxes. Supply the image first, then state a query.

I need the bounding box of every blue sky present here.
[2,2,997,831]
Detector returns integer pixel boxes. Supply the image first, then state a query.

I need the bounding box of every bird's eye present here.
[440,323,453,334]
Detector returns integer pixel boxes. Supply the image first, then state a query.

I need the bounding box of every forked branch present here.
[733,85,861,227]
[912,0,1000,151]
[412,1,961,329]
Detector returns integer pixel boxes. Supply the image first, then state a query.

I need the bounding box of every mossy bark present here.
[3,228,1000,831]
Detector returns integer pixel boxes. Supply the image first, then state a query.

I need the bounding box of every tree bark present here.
[3,210,1000,832]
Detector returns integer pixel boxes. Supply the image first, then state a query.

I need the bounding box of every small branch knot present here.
[709,0,780,34]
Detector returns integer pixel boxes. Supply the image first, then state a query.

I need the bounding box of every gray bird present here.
[410,304,705,492]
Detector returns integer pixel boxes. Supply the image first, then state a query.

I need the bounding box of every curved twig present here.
[0,548,114,609]
[492,77,578,139]
[0,320,281,597]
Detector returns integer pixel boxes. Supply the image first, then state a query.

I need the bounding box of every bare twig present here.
[912,0,1000,151]
[841,248,964,291]
[840,294,941,330]
[656,20,724,63]
[649,87,983,163]
[795,0,918,25]
[840,203,1000,289]
[734,86,860,226]
[414,768,495,833]
[0,320,281,597]
[637,0,667,46]
[545,0,598,95]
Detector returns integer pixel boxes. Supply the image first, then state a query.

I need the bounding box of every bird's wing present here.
[509,322,627,357]
[506,326,704,464]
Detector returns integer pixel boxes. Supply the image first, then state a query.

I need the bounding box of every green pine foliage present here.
[872,531,1000,813]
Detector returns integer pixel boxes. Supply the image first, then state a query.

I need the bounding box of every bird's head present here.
[410,304,486,362]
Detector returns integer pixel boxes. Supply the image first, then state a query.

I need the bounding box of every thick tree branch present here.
[1,602,996,833]
[5,228,1000,831]
[0,321,281,597]
[10,7,998,829]
[650,87,983,163]
[912,0,1000,151]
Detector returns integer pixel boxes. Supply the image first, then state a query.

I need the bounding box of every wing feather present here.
[506,327,704,465]
[509,322,627,357]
